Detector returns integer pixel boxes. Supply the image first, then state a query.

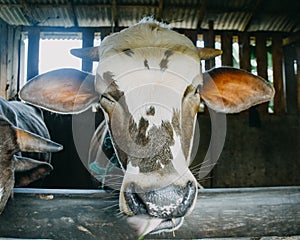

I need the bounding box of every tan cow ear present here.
[70,47,99,61]
[200,67,275,113]
[14,156,53,187]
[198,48,223,60]
[15,127,63,153]
[20,68,99,114]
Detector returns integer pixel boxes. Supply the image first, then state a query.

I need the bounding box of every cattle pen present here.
[0,187,299,239]
[0,0,300,239]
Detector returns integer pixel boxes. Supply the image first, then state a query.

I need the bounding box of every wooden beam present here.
[204,20,215,70]
[27,27,40,80]
[239,32,251,72]
[196,0,206,31]
[157,0,163,21]
[284,45,298,114]
[296,45,300,112]
[111,0,119,31]
[0,187,299,238]
[283,31,300,46]
[256,33,269,113]
[69,1,79,27]
[221,31,233,66]
[241,0,261,32]
[182,29,197,44]
[0,19,8,98]
[81,29,94,73]
[272,34,286,114]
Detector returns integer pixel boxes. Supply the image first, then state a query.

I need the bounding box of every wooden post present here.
[11,27,21,99]
[256,33,269,113]
[204,20,215,70]
[284,45,298,114]
[0,19,8,98]
[297,45,300,112]
[239,32,251,72]
[272,34,286,114]
[183,29,197,45]
[81,29,94,73]
[221,31,233,66]
[101,28,111,40]
[27,27,40,80]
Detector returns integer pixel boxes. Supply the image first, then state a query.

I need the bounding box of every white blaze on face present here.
[98,48,200,126]
[97,48,201,172]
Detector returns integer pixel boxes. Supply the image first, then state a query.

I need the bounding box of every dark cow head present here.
[0,115,62,214]
[20,19,274,235]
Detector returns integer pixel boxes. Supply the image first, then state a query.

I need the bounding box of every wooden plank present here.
[0,19,8,98]
[0,187,298,239]
[238,32,251,72]
[196,0,206,30]
[283,31,300,46]
[6,25,13,99]
[204,20,215,70]
[297,45,300,112]
[183,29,197,44]
[256,33,269,113]
[81,29,94,73]
[221,31,233,66]
[284,45,298,114]
[241,0,261,32]
[272,34,286,114]
[11,27,21,99]
[157,0,163,20]
[27,28,40,80]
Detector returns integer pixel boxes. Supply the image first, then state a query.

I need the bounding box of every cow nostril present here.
[173,181,197,217]
[124,183,147,215]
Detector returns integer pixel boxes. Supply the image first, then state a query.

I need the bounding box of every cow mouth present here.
[127,215,184,236]
[150,217,184,234]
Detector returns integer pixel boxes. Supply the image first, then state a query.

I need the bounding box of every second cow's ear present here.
[14,156,53,187]
[20,68,99,114]
[200,67,275,113]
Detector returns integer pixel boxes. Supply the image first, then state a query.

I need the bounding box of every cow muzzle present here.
[123,180,197,234]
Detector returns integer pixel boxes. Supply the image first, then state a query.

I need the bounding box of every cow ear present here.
[198,48,223,60]
[70,47,99,61]
[200,67,275,113]
[15,127,63,153]
[19,68,99,114]
[14,156,53,187]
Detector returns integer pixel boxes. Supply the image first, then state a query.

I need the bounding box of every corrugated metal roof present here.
[0,0,299,33]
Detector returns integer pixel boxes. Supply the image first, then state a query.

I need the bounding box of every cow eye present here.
[100,94,116,112]
[194,85,201,95]
[101,94,114,102]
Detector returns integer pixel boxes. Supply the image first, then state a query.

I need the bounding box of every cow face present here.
[0,115,62,214]
[20,19,274,235]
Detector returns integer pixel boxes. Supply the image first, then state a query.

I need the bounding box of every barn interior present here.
[0,0,299,239]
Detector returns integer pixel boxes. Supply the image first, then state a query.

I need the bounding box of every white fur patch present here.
[127,161,140,175]
[170,134,190,174]
[0,185,3,201]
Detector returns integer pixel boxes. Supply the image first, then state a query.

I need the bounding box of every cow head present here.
[20,19,274,235]
[0,115,62,214]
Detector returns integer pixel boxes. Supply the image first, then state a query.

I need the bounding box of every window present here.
[39,32,82,74]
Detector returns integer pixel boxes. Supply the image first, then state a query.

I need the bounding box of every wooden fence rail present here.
[0,187,299,239]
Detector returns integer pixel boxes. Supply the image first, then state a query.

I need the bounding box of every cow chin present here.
[119,165,198,235]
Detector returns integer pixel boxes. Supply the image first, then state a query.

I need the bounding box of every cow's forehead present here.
[98,48,201,85]
[99,22,199,61]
